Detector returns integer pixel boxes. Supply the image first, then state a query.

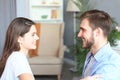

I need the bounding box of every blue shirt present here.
[82,43,120,80]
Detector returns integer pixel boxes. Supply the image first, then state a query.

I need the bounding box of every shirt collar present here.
[94,42,111,62]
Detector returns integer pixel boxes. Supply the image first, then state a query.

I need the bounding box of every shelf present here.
[32,18,62,22]
[30,0,63,23]
[34,19,62,23]
[32,4,61,7]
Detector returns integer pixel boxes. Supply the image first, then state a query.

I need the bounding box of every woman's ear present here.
[17,36,23,44]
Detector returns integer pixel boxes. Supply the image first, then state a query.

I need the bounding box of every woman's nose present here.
[36,34,39,40]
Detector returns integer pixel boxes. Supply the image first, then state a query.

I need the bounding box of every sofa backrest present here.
[37,23,64,57]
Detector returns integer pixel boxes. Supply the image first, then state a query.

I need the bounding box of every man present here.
[78,9,120,80]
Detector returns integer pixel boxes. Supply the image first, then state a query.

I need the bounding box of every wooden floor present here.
[35,62,80,80]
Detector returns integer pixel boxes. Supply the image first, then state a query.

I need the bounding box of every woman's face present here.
[18,25,39,52]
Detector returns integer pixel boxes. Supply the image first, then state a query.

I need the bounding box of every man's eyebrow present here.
[80,27,84,30]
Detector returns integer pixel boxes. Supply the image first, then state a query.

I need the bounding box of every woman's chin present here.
[31,46,36,49]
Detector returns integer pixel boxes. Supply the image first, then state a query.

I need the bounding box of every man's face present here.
[78,19,95,49]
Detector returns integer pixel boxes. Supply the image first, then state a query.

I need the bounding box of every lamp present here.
[66,0,80,72]
[66,0,80,12]
[66,0,80,44]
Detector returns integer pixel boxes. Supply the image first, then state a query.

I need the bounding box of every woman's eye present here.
[32,33,35,36]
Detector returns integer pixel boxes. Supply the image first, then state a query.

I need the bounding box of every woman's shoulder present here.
[8,51,27,63]
[10,51,25,57]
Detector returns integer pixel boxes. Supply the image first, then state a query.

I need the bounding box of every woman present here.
[0,17,39,80]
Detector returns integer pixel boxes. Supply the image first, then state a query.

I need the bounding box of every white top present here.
[0,51,34,80]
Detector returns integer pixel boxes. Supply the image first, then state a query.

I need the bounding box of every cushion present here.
[28,56,62,65]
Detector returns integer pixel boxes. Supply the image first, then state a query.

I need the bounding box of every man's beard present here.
[82,35,94,49]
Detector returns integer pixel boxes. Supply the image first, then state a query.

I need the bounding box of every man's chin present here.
[82,45,87,48]
[82,46,88,49]
[82,45,89,49]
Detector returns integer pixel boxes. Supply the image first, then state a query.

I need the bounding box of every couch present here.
[28,22,66,80]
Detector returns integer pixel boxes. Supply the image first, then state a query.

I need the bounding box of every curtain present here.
[0,0,16,57]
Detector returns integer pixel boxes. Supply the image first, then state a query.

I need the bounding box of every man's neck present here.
[91,39,108,55]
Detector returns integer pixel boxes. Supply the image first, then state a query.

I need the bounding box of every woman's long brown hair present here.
[0,17,35,77]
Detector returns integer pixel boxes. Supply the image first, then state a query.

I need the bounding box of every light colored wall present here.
[95,0,120,25]
[16,0,29,18]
